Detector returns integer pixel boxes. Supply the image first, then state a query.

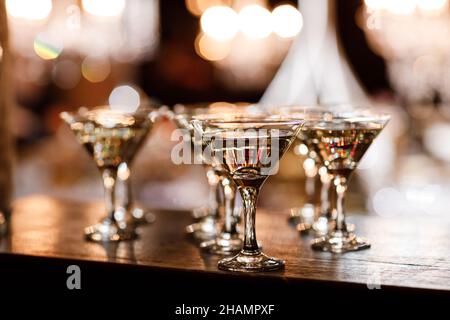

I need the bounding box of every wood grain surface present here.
[0,195,449,295]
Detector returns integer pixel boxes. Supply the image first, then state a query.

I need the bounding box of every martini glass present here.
[61,106,154,242]
[194,111,269,255]
[277,106,332,233]
[173,103,261,241]
[287,139,319,227]
[194,116,302,272]
[115,106,161,225]
[278,106,355,235]
[303,109,390,252]
[313,165,334,234]
[172,105,222,240]
[289,130,323,232]
[199,168,243,255]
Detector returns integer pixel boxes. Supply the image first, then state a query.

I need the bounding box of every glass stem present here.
[239,186,260,254]
[334,175,348,233]
[303,157,317,205]
[206,167,220,218]
[320,171,331,217]
[221,177,237,235]
[118,162,133,212]
[305,175,315,204]
[102,168,118,225]
[126,175,133,212]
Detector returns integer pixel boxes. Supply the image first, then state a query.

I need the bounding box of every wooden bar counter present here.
[0,195,449,307]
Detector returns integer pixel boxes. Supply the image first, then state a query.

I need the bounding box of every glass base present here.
[200,233,242,255]
[312,216,330,235]
[130,207,156,225]
[312,218,355,236]
[218,250,284,272]
[191,206,210,219]
[85,220,137,242]
[186,216,217,240]
[296,221,312,233]
[311,231,370,253]
[288,205,315,227]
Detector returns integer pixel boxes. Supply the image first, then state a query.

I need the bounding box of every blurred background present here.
[6,0,450,218]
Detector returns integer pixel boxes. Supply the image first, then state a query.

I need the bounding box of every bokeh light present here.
[207,102,238,112]
[185,0,202,16]
[372,187,405,217]
[82,0,126,17]
[185,0,226,16]
[303,158,316,171]
[117,163,131,181]
[52,60,81,90]
[416,0,447,11]
[272,5,303,38]
[201,6,239,41]
[6,0,52,21]
[364,0,448,12]
[385,0,417,15]
[81,56,111,83]
[109,85,141,113]
[33,34,63,60]
[184,0,203,16]
[364,0,389,10]
[238,5,272,39]
[294,143,308,156]
[195,33,232,61]
[424,123,450,161]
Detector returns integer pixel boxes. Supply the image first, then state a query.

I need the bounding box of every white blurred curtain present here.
[261,0,369,107]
